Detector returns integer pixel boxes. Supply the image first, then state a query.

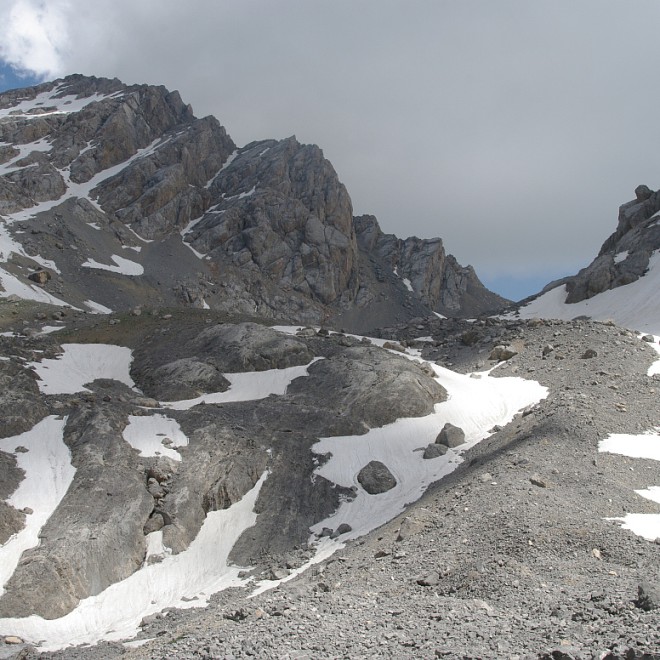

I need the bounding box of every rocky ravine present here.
[0,75,505,328]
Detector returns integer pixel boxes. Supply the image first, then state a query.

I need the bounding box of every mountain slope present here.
[0,75,505,327]
[515,185,660,334]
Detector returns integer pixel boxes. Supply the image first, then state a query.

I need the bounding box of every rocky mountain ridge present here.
[531,184,660,306]
[0,74,505,328]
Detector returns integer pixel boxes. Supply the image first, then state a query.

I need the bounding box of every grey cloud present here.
[5,0,660,298]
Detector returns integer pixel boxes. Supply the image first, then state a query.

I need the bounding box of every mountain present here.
[0,75,505,330]
[514,185,660,333]
[0,77,659,659]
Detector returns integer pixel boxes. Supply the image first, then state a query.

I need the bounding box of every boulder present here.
[489,345,518,361]
[357,461,397,494]
[637,581,660,611]
[423,443,448,459]
[27,270,51,285]
[435,422,466,448]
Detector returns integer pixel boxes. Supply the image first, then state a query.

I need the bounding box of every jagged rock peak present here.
[0,73,504,327]
[557,185,660,303]
[354,214,508,318]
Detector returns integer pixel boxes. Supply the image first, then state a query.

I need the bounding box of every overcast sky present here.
[2,0,660,300]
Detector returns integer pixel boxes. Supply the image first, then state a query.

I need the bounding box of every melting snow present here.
[0,86,109,120]
[204,149,238,189]
[84,300,112,314]
[163,360,320,410]
[599,431,660,541]
[0,473,268,651]
[81,254,144,276]
[613,250,629,264]
[402,277,414,292]
[0,417,74,596]
[0,266,70,306]
[0,138,52,176]
[122,414,188,461]
[30,343,136,395]
[309,362,547,541]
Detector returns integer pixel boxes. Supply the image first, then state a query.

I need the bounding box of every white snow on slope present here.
[81,254,144,276]
[0,266,70,306]
[3,136,171,224]
[0,86,111,120]
[0,221,60,272]
[163,360,320,410]
[204,149,238,189]
[0,472,268,651]
[644,335,660,376]
[123,415,188,461]
[310,363,548,541]
[30,344,136,395]
[599,432,660,462]
[84,299,113,314]
[599,431,660,541]
[515,251,660,335]
[0,417,73,596]
[402,277,414,292]
[0,138,52,176]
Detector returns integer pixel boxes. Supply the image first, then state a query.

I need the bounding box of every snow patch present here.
[30,343,136,395]
[0,266,70,306]
[0,87,109,120]
[310,362,548,541]
[514,251,660,335]
[122,414,188,461]
[82,254,144,276]
[84,299,112,314]
[0,472,268,651]
[402,277,414,292]
[613,250,629,264]
[163,360,320,411]
[0,417,74,596]
[599,431,660,541]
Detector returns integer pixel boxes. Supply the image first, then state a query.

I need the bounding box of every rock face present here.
[353,215,508,318]
[0,75,505,328]
[538,185,660,304]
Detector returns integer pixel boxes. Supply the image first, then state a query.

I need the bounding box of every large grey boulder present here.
[357,461,397,494]
[142,358,230,401]
[189,323,314,372]
[286,345,447,429]
[435,422,466,448]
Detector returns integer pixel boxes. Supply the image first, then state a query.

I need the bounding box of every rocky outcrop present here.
[188,138,358,306]
[354,215,508,317]
[546,185,660,304]
[286,345,447,429]
[0,406,154,619]
[133,322,314,400]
